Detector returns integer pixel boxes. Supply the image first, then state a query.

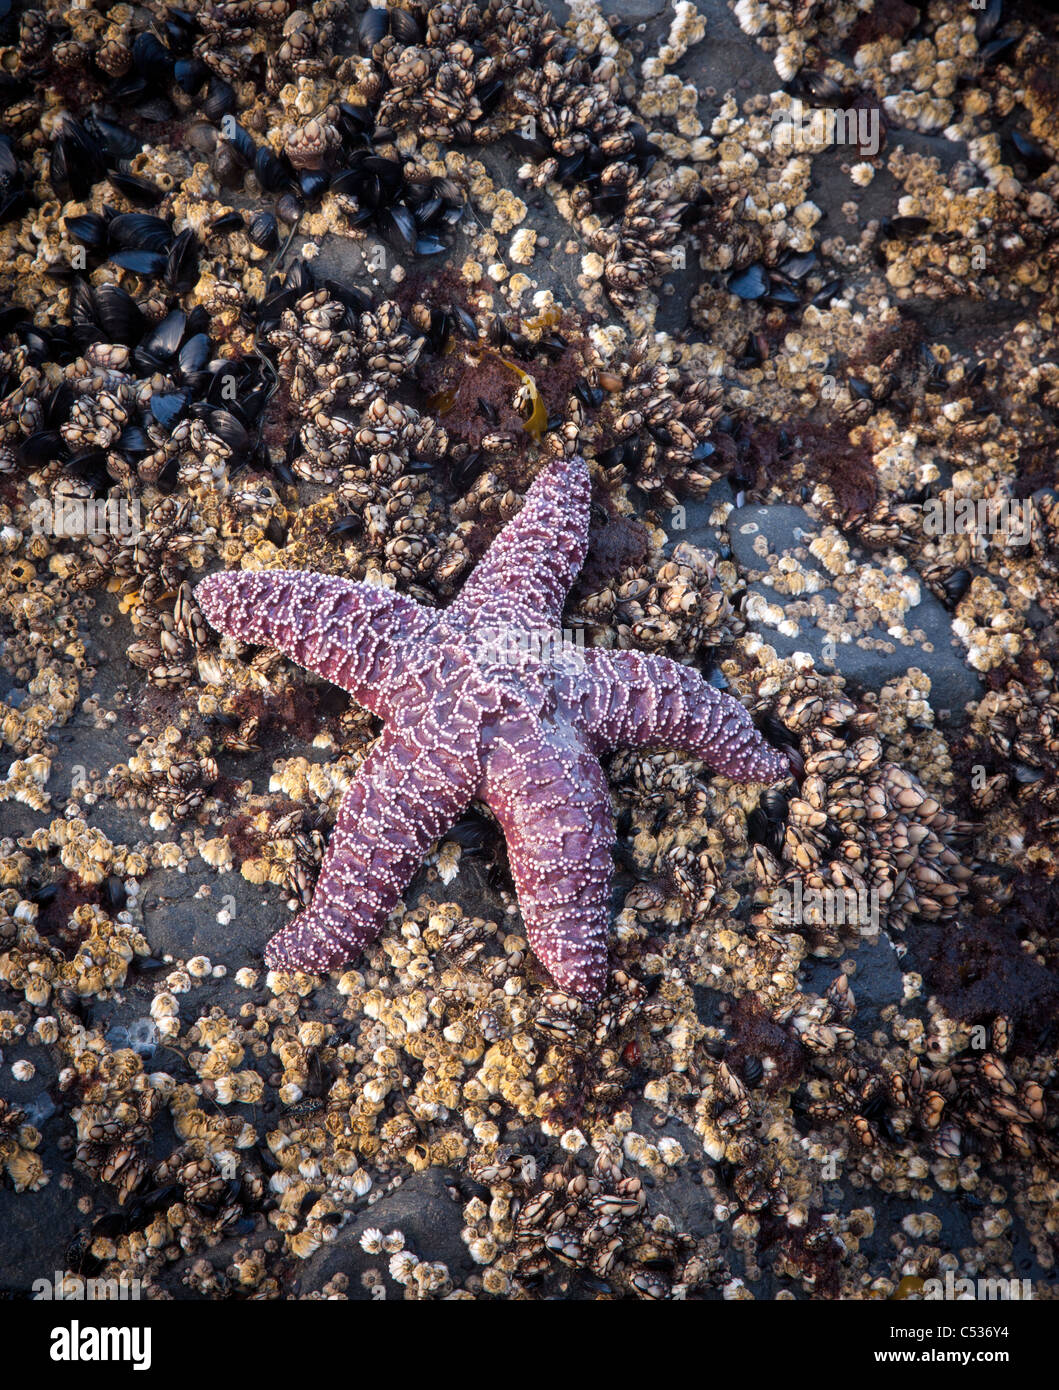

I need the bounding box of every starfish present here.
[195,453,790,1000]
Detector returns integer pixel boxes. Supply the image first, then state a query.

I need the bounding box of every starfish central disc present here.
[196,453,790,1000]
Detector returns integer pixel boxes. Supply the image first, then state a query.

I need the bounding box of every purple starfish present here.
[195,453,790,1000]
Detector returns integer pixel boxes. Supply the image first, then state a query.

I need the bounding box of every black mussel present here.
[476,397,499,425]
[1012,764,1044,785]
[358,6,389,49]
[203,75,237,122]
[238,385,271,425]
[105,875,127,911]
[150,391,189,427]
[93,282,146,344]
[575,380,603,409]
[144,310,188,359]
[812,278,842,307]
[50,117,106,200]
[414,233,446,256]
[29,881,61,907]
[848,376,872,400]
[18,430,64,467]
[255,146,292,194]
[764,280,800,308]
[477,78,505,116]
[776,249,817,281]
[0,181,31,225]
[177,332,210,378]
[328,514,363,537]
[248,210,279,253]
[212,141,246,189]
[389,6,422,44]
[595,442,626,469]
[742,1056,764,1085]
[884,215,930,237]
[735,333,766,368]
[108,212,172,252]
[364,153,404,198]
[206,407,249,454]
[379,202,416,251]
[941,568,972,604]
[209,210,244,235]
[591,190,626,218]
[298,169,329,201]
[110,248,166,275]
[411,193,443,227]
[131,31,173,85]
[323,278,372,316]
[91,116,140,163]
[65,212,108,252]
[70,278,101,344]
[165,10,196,52]
[107,170,162,206]
[425,308,453,350]
[174,55,209,94]
[0,303,24,337]
[1009,130,1052,178]
[185,305,210,338]
[746,807,773,849]
[136,309,186,370]
[791,70,844,105]
[336,101,374,143]
[221,120,256,168]
[450,305,478,341]
[165,228,199,292]
[117,425,148,455]
[728,262,768,299]
[487,315,510,348]
[538,332,567,360]
[449,450,485,491]
[204,361,247,406]
[622,435,644,467]
[154,452,181,492]
[691,441,715,461]
[432,176,463,208]
[64,449,111,491]
[505,329,534,360]
[555,150,587,183]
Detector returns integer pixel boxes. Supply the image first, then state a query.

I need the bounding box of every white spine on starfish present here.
[576,648,792,783]
[195,569,437,717]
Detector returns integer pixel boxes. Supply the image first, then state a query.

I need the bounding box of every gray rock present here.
[291,1166,475,1298]
[677,491,982,720]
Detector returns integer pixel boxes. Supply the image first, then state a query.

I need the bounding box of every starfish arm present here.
[447,453,591,633]
[195,570,436,717]
[481,721,612,1001]
[264,727,478,974]
[579,649,792,783]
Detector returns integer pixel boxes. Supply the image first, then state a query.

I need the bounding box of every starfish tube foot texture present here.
[196,453,791,1001]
